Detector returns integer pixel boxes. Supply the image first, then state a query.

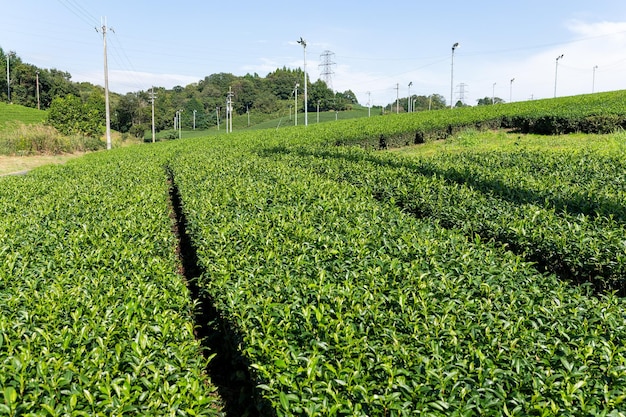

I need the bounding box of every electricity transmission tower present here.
[319,50,336,90]
[458,83,468,105]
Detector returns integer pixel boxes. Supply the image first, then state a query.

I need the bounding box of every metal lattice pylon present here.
[319,50,336,90]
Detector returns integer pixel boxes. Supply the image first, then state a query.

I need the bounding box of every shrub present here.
[0,122,104,155]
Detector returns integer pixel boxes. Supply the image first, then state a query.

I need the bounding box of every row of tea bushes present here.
[167,137,626,415]
[0,148,222,415]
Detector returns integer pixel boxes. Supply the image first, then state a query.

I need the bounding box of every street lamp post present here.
[492,83,496,105]
[317,100,320,123]
[297,37,308,126]
[178,110,183,139]
[450,42,459,109]
[554,54,564,98]
[294,83,299,126]
[592,65,598,93]
[408,82,412,113]
[36,70,41,110]
[509,78,515,103]
[6,52,13,103]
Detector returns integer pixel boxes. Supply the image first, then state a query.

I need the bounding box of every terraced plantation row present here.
[277,144,626,292]
[321,90,626,148]
[0,149,222,415]
[166,127,626,415]
[1,90,626,415]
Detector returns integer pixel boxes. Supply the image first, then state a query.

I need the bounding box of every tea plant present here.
[167,136,626,415]
[0,148,222,415]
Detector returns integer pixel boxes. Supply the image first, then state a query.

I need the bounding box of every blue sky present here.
[2,1,626,106]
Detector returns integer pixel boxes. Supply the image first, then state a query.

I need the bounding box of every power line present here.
[108,32,147,92]
[56,0,99,27]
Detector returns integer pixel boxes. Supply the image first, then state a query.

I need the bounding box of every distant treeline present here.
[1,47,365,136]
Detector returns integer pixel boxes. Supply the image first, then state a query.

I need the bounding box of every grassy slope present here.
[388,128,626,157]
[154,106,376,140]
[0,102,47,127]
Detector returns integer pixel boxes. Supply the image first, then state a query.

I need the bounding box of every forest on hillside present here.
[1,47,450,137]
[0,47,373,135]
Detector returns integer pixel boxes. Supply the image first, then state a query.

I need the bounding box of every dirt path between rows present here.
[0,154,84,177]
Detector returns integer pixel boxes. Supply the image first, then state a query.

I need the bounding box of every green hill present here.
[0,103,47,127]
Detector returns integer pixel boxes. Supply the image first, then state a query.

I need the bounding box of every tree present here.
[47,94,105,137]
[337,89,358,105]
[477,96,504,105]
[252,91,279,114]
[266,67,300,100]
[231,78,256,114]
[308,80,334,111]
[113,93,141,133]
[415,94,446,111]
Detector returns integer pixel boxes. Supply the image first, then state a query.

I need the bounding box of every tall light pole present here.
[177,110,183,139]
[294,83,299,126]
[492,82,496,105]
[150,86,156,143]
[450,42,459,109]
[509,78,515,103]
[592,65,598,93]
[317,100,320,123]
[193,109,197,130]
[367,91,371,117]
[554,54,564,98]
[408,82,413,113]
[297,37,308,126]
[226,87,233,133]
[6,52,12,103]
[395,83,399,114]
[36,70,41,110]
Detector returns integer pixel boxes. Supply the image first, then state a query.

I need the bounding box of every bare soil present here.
[0,154,84,176]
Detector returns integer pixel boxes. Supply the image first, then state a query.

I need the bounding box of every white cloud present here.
[72,19,626,105]
[566,20,626,39]
[455,20,626,103]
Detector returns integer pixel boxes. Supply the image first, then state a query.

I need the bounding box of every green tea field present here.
[1,91,626,416]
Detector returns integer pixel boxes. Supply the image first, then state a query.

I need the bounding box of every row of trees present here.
[2,47,359,137]
[110,68,359,137]
[4,46,504,139]
[0,47,100,109]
